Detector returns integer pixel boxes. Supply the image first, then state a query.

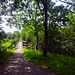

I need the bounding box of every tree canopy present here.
[0,0,75,57]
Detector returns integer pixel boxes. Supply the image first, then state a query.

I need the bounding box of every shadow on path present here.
[0,42,56,75]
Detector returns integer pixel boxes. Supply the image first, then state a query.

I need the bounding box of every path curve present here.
[0,42,56,75]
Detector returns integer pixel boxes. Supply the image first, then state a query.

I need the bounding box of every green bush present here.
[2,42,11,47]
[0,47,15,64]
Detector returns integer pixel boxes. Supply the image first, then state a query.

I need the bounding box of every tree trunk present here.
[36,32,38,50]
[43,0,48,57]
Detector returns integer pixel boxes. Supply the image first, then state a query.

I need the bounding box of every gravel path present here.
[0,42,56,75]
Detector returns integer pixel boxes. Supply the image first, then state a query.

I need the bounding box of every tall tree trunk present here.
[36,32,38,50]
[43,0,48,57]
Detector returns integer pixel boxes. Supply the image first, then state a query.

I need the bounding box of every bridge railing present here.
[22,41,30,49]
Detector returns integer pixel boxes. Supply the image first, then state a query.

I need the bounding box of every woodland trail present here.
[0,42,56,75]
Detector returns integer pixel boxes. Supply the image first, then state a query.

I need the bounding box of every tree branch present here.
[50,8,75,14]
[29,26,35,31]
[59,0,75,6]
[65,9,75,14]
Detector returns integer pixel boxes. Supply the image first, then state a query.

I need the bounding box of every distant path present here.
[0,42,56,75]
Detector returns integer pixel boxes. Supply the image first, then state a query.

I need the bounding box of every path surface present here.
[0,42,56,75]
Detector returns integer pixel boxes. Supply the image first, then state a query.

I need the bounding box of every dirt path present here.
[0,42,56,75]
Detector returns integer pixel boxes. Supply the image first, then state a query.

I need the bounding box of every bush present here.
[0,47,7,64]
[0,46,15,64]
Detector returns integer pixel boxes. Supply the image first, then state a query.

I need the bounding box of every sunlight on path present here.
[0,42,56,75]
[16,42,22,49]
[15,42,23,53]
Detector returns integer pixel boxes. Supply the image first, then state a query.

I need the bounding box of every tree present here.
[7,1,44,50]
[6,0,75,57]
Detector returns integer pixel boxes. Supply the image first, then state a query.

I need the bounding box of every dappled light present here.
[0,53,55,75]
[0,42,56,75]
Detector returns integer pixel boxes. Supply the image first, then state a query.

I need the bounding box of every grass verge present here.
[23,48,75,75]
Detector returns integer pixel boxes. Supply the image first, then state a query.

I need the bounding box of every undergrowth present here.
[0,47,15,64]
[23,48,75,75]
[2,42,11,47]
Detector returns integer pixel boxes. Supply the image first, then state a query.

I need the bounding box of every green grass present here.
[23,48,75,75]
[0,48,15,64]
[2,42,11,47]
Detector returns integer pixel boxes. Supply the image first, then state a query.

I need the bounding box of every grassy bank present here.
[0,48,15,64]
[23,48,75,75]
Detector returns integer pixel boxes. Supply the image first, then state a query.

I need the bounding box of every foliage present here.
[20,28,26,41]
[2,42,11,47]
[23,48,75,75]
[0,30,6,43]
[0,47,15,64]
[0,30,18,64]
[3,0,75,57]
[6,31,20,42]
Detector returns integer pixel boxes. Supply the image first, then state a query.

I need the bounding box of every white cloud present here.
[1,22,20,33]
[56,2,67,6]
[0,16,20,33]
[51,0,67,6]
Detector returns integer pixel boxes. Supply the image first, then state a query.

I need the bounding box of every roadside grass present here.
[23,48,75,75]
[0,48,15,64]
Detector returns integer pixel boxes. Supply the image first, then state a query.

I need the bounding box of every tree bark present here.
[36,32,38,50]
[43,0,48,57]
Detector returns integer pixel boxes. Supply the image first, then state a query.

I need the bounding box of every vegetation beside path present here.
[2,42,11,47]
[23,48,75,75]
[0,32,19,64]
[0,47,15,64]
[0,42,16,64]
